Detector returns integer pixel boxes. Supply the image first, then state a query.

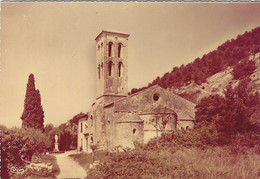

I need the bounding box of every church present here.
[78,31,195,152]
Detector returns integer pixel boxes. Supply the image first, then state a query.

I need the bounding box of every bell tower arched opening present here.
[108,42,113,57]
[108,61,113,76]
[95,31,130,103]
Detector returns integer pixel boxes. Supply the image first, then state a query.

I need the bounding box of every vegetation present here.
[32,155,60,176]
[130,27,260,94]
[0,125,53,178]
[149,106,175,137]
[43,112,85,151]
[195,77,259,136]
[21,73,44,131]
[13,155,60,179]
[232,58,257,80]
[86,146,260,179]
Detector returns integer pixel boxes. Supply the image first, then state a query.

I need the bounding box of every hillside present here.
[175,54,260,103]
[130,27,260,104]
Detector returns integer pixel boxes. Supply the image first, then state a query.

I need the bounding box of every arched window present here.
[108,42,113,57]
[80,122,83,133]
[98,64,100,79]
[153,94,159,101]
[118,44,122,57]
[101,63,103,76]
[133,128,136,134]
[108,61,113,76]
[118,62,123,77]
[81,139,83,148]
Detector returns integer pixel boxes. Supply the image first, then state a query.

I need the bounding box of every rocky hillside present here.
[174,53,260,104]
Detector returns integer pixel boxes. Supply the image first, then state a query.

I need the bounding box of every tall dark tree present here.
[21,74,44,131]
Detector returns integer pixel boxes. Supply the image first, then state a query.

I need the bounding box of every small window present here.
[98,64,100,79]
[101,63,103,76]
[133,128,136,134]
[118,62,123,77]
[153,94,159,101]
[98,45,100,49]
[81,139,83,148]
[186,126,189,130]
[91,136,94,143]
[108,61,113,76]
[118,44,122,57]
[108,42,113,57]
[108,120,111,124]
[91,116,93,126]
[101,42,103,47]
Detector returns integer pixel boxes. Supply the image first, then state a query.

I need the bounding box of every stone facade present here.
[78,31,196,152]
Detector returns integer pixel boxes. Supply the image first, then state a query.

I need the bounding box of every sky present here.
[1,2,260,128]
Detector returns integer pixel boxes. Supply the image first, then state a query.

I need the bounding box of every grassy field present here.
[83,146,260,179]
[168,147,260,178]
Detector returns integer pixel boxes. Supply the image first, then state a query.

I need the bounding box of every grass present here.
[69,151,108,171]
[85,146,260,179]
[170,147,260,179]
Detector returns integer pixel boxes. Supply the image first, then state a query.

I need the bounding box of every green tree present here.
[195,94,226,124]
[20,128,52,161]
[216,78,259,134]
[195,77,259,135]
[21,74,44,131]
[0,125,51,177]
[232,59,256,80]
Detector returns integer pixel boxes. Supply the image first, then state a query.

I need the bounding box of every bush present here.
[0,125,52,178]
[232,59,256,80]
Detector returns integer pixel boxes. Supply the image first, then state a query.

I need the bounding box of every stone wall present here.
[140,114,177,143]
[114,85,195,119]
[116,122,143,148]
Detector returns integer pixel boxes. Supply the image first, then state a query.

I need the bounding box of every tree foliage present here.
[21,74,44,131]
[150,106,175,137]
[0,125,51,178]
[195,77,259,135]
[232,58,257,80]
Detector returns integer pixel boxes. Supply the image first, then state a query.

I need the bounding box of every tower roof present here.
[95,30,130,41]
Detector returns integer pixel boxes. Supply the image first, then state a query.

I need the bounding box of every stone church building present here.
[78,31,195,152]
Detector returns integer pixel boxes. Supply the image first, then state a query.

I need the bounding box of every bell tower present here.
[95,31,130,104]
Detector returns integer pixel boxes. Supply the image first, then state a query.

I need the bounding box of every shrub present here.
[232,59,256,80]
[0,125,52,178]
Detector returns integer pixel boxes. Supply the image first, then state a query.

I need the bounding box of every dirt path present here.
[53,151,86,179]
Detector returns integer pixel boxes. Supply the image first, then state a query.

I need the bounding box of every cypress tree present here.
[21,73,44,131]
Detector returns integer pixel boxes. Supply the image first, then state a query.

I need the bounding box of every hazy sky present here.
[1,2,260,128]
